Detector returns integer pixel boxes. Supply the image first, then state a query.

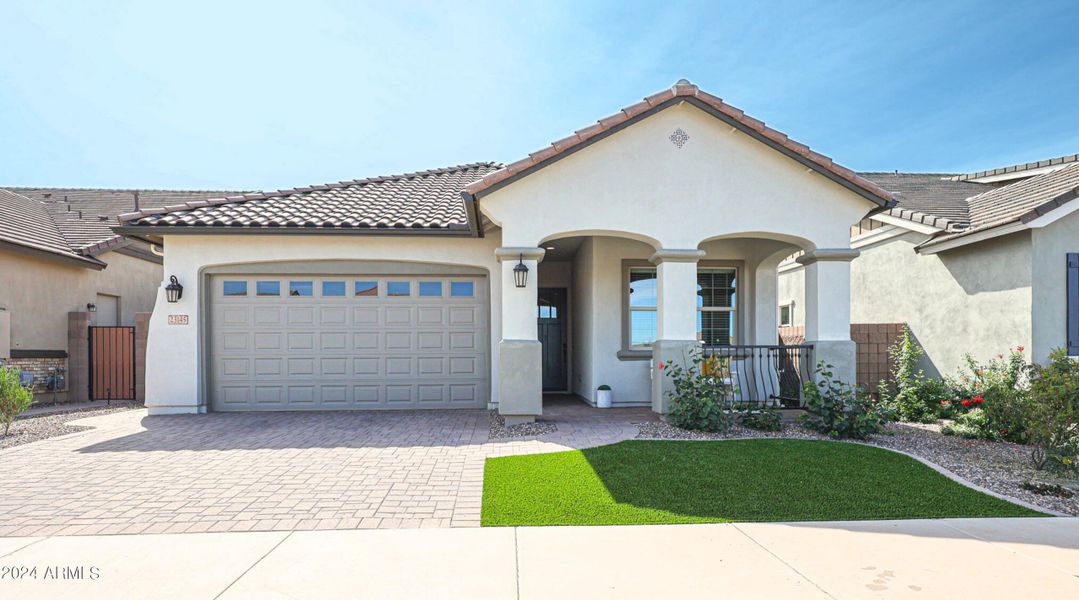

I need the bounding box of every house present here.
[115,80,895,422]
[778,155,1079,380]
[0,187,235,402]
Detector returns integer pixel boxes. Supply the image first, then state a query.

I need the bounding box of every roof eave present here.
[0,237,107,270]
[112,225,476,237]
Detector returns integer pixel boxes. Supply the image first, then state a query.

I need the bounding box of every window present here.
[697,268,737,345]
[355,281,378,297]
[628,267,657,347]
[322,281,346,297]
[289,281,313,297]
[779,303,792,327]
[450,281,474,297]
[538,304,558,319]
[387,281,410,297]
[223,281,247,296]
[418,281,442,297]
[256,281,280,296]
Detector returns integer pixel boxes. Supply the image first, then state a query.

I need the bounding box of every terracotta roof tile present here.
[463,80,894,206]
[120,163,501,232]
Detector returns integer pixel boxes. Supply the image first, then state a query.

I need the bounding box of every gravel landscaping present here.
[0,403,140,451]
[636,418,1079,516]
[488,411,558,439]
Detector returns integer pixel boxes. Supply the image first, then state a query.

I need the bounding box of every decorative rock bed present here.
[1,404,139,451]
[488,411,558,439]
[636,419,1079,516]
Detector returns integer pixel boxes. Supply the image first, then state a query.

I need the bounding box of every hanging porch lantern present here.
[165,275,184,303]
[513,254,529,288]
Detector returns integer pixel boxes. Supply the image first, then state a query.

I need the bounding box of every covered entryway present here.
[208,272,488,411]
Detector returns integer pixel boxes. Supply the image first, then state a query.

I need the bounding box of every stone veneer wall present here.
[779,323,905,392]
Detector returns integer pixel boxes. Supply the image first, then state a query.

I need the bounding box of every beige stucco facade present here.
[0,247,162,352]
[780,224,1037,377]
[1031,208,1079,364]
[142,101,880,417]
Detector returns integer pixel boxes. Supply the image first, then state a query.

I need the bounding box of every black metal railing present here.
[700,344,814,409]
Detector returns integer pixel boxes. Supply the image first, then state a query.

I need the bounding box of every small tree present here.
[0,366,33,436]
[879,326,951,423]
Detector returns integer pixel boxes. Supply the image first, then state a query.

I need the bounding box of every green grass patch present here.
[481,439,1044,526]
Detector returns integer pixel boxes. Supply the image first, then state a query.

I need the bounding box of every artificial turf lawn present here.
[481,439,1045,526]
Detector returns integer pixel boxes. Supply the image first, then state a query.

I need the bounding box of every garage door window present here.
[256,281,280,296]
[289,281,313,297]
[223,281,247,296]
[450,281,474,297]
[418,281,442,297]
[387,281,410,297]
[355,281,378,297]
[322,281,346,297]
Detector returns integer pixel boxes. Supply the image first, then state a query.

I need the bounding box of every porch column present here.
[649,249,704,414]
[797,249,860,385]
[495,246,545,425]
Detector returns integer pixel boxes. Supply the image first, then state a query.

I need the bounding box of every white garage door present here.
[209,274,488,411]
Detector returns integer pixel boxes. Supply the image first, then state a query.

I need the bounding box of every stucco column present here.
[753,262,779,346]
[495,247,545,425]
[797,249,859,385]
[649,249,704,414]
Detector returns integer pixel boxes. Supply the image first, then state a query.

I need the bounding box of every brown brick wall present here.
[778,323,905,391]
[2,357,66,396]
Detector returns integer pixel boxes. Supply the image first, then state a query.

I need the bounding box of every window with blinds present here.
[697,268,737,345]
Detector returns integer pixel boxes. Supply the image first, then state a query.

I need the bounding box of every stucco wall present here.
[144,233,504,413]
[0,247,161,351]
[779,230,1033,377]
[478,102,874,251]
[1031,210,1079,364]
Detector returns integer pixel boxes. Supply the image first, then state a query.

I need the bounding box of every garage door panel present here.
[211,274,487,411]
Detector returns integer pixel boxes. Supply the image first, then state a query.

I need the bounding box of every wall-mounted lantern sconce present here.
[513,254,529,288]
[165,275,184,303]
[86,303,97,313]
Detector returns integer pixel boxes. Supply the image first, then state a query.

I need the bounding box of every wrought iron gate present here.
[88,326,136,401]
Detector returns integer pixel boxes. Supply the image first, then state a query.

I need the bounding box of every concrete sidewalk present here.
[1,517,1076,599]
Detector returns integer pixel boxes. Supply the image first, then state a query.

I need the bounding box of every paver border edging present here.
[633,435,1067,517]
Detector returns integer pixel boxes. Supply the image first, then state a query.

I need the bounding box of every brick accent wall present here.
[2,357,66,395]
[778,323,905,391]
[67,312,92,403]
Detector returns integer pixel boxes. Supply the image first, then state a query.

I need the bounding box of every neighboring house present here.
[117,80,895,422]
[778,154,1079,379]
[0,187,236,402]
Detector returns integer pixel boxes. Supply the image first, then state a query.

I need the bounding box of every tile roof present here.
[858,172,997,230]
[463,79,895,207]
[8,188,238,252]
[950,153,1079,182]
[0,189,98,265]
[119,163,501,232]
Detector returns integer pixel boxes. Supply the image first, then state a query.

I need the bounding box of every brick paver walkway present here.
[0,399,655,537]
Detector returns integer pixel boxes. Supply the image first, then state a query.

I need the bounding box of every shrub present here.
[0,366,33,436]
[799,363,886,440]
[941,407,996,440]
[1026,349,1079,472]
[878,327,954,423]
[660,349,734,433]
[738,407,782,432]
[951,348,1030,443]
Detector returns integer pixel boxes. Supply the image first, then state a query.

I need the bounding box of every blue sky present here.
[2,0,1078,190]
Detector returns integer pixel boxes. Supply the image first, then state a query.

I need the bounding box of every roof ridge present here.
[463,80,894,206]
[965,161,1079,206]
[4,186,244,195]
[118,162,502,224]
[950,153,1079,182]
[858,171,963,177]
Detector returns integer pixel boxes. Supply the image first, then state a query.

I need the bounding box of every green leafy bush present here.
[0,366,33,436]
[951,348,1030,443]
[878,327,954,423]
[1026,349,1079,472]
[941,407,996,440]
[660,349,734,433]
[738,408,782,432]
[799,363,886,440]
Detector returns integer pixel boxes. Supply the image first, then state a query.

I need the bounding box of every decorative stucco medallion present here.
[669,128,689,149]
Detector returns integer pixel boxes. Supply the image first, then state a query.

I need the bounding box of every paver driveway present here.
[0,401,651,537]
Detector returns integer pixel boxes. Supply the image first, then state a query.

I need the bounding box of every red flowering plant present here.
[947,348,1030,442]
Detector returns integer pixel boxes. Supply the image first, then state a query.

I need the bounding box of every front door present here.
[537,288,567,391]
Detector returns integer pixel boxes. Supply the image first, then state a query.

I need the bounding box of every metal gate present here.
[88,326,136,401]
